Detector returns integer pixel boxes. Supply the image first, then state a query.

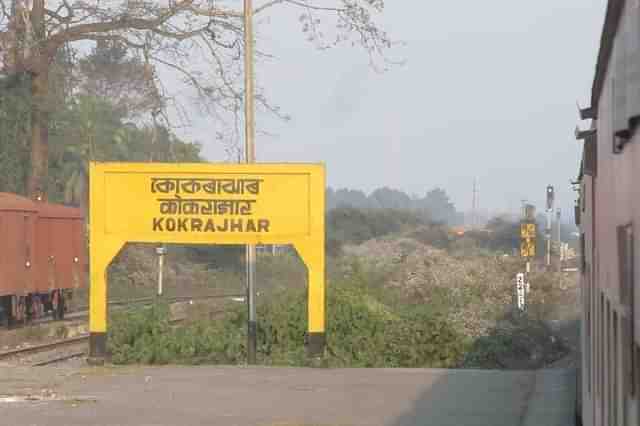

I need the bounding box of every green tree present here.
[369,187,413,210]
[419,188,457,224]
[0,75,31,194]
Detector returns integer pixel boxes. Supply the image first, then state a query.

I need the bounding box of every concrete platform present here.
[0,365,576,426]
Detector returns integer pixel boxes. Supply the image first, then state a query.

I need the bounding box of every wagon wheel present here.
[13,296,26,323]
[51,291,59,320]
[56,291,65,320]
[52,290,65,320]
[32,296,44,319]
[19,297,27,323]
[25,295,33,321]
[0,297,10,328]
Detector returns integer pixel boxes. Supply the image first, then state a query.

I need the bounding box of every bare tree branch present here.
[256,0,344,14]
[0,0,395,188]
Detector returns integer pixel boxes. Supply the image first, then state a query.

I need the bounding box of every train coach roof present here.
[0,192,38,212]
[0,193,84,218]
[37,202,84,219]
[591,0,624,113]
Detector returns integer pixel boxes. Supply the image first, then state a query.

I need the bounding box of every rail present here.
[0,335,89,361]
[73,292,245,312]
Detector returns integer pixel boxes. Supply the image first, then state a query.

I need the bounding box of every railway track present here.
[2,292,244,332]
[73,292,244,312]
[0,335,89,367]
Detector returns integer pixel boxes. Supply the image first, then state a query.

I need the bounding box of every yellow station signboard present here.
[88,162,326,359]
[101,166,314,242]
[520,238,536,258]
[520,223,536,239]
[520,222,536,258]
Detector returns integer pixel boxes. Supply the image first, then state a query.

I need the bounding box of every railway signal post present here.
[545,185,554,269]
[519,204,536,312]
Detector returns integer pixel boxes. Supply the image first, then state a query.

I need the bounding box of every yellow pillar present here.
[296,240,326,357]
[88,238,122,363]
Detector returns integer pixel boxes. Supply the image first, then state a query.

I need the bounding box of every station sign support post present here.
[243,0,257,366]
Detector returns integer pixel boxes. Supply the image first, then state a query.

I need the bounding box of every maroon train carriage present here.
[0,192,86,327]
[35,201,87,320]
[0,193,38,325]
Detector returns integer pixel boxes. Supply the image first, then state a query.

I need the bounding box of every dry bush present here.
[526,271,580,321]
[343,238,522,339]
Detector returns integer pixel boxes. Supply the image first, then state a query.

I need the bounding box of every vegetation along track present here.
[0,296,239,366]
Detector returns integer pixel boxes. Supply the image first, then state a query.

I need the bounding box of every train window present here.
[622,317,633,398]
[635,344,640,401]
[585,266,592,394]
[584,133,597,176]
[607,301,612,426]
[617,224,635,403]
[600,292,605,398]
[617,225,634,306]
[612,75,632,154]
[580,233,586,274]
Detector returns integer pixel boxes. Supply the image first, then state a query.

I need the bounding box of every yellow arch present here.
[88,162,326,362]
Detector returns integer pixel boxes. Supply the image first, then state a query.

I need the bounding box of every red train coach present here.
[0,193,38,322]
[35,201,87,319]
[0,192,86,326]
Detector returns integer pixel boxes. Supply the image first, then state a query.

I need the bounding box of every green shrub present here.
[108,273,467,368]
[460,313,568,369]
[108,303,248,365]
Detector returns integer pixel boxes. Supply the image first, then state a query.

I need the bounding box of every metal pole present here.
[556,208,562,271]
[472,179,477,230]
[546,210,551,268]
[545,185,554,269]
[244,0,257,365]
[156,246,165,297]
[158,254,164,296]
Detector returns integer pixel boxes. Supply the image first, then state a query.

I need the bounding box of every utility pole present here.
[471,178,478,230]
[244,0,257,365]
[556,208,562,271]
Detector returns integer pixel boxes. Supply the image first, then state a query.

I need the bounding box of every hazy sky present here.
[185,1,607,216]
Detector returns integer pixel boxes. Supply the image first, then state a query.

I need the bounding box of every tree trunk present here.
[27,67,49,200]
[25,0,49,201]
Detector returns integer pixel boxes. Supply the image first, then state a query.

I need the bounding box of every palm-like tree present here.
[58,95,128,211]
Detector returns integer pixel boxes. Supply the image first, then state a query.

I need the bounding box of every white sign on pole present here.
[516,273,526,311]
